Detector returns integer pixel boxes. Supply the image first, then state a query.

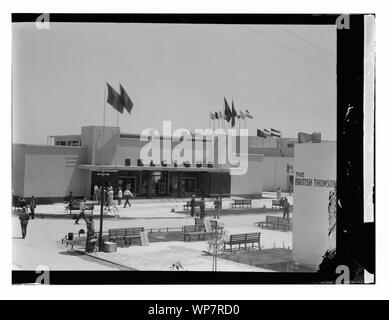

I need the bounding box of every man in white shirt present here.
[117,187,123,205]
[123,188,133,208]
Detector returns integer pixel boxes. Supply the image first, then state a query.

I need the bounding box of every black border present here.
[11,13,374,285]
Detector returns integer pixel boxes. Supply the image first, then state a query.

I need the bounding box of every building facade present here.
[13,126,297,202]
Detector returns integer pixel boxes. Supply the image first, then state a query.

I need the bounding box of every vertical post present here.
[99,81,107,251]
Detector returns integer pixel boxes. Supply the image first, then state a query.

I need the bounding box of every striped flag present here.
[264,129,271,136]
[271,128,282,137]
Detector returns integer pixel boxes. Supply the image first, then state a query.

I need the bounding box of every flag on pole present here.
[224,98,232,122]
[106,82,123,113]
[263,129,271,137]
[257,129,266,138]
[214,112,219,120]
[239,110,246,120]
[219,111,223,119]
[231,100,237,127]
[119,84,133,114]
[271,128,282,137]
[210,112,215,120]
[245,109,253,119]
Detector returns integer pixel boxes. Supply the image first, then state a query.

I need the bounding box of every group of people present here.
[189,195,223,220]
[92,185,134,208]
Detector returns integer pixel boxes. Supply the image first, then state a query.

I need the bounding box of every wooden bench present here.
[183,225,213,241]
[255,216,292,232]
[183,201,202,211]
[68,201,95,215]
[231,199,252,208]
[223,232,261,252]
[272,200,282,209]
[108,227,144,247]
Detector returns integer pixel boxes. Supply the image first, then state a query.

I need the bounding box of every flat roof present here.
[77,164,230,173]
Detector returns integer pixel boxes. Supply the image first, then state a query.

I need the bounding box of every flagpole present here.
[99,80,107,252]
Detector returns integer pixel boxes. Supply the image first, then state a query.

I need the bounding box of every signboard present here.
[204,219,212,233]
[139,231,149,246]
[293,142,336,270]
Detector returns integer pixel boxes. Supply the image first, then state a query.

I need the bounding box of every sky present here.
[12,22,336,144]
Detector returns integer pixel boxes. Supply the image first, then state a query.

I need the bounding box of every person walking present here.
[190,194,196,217]
[29,196,36,219]
[67,191,74,212]
[213,196,221,219]
[117,187,123,206]
[75,197,88,224]
[199,197,206,220]
[283,197,290,219]
[19,207,30,239]
[123,188,134,208]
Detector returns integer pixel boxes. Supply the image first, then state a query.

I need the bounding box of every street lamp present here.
[96,171,110,251]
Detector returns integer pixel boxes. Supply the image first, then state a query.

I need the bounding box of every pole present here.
[99,81,107,251]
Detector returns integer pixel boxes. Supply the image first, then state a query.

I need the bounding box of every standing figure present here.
[107,187,114,206]
[85,216,96,253]
[213,196,221,219]
[117,187,123,206]
[29,196,36,219]
[93,185,99,200]
[283,197,290,219]
[67,191,74,211]
[96,187,102,205]
[75,197,88,224]
[19,208,30,239]
[199,197,206,220]
[123,188,133,208]
[190,194,196,217]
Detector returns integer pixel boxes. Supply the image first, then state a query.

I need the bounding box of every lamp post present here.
[96,171,110,251]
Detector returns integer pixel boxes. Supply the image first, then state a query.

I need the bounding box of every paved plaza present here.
[12,192,293,271]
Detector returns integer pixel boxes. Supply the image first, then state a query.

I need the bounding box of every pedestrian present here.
[19,207,30,239]
[97,187,102,205]
[107,187,114,206]
[123,187,134,208]
[283,197,290,219]
[85,216,96,253]
[276,187,282,200]
[29,196,36,219]
[19,197,27,212]
[213,196,221,219]
[93,185,98,200]
[75,197,88,224]
[117,187,123,206]
[199,197,206,220]
[67,191,74,211]
[190,194,196,217]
